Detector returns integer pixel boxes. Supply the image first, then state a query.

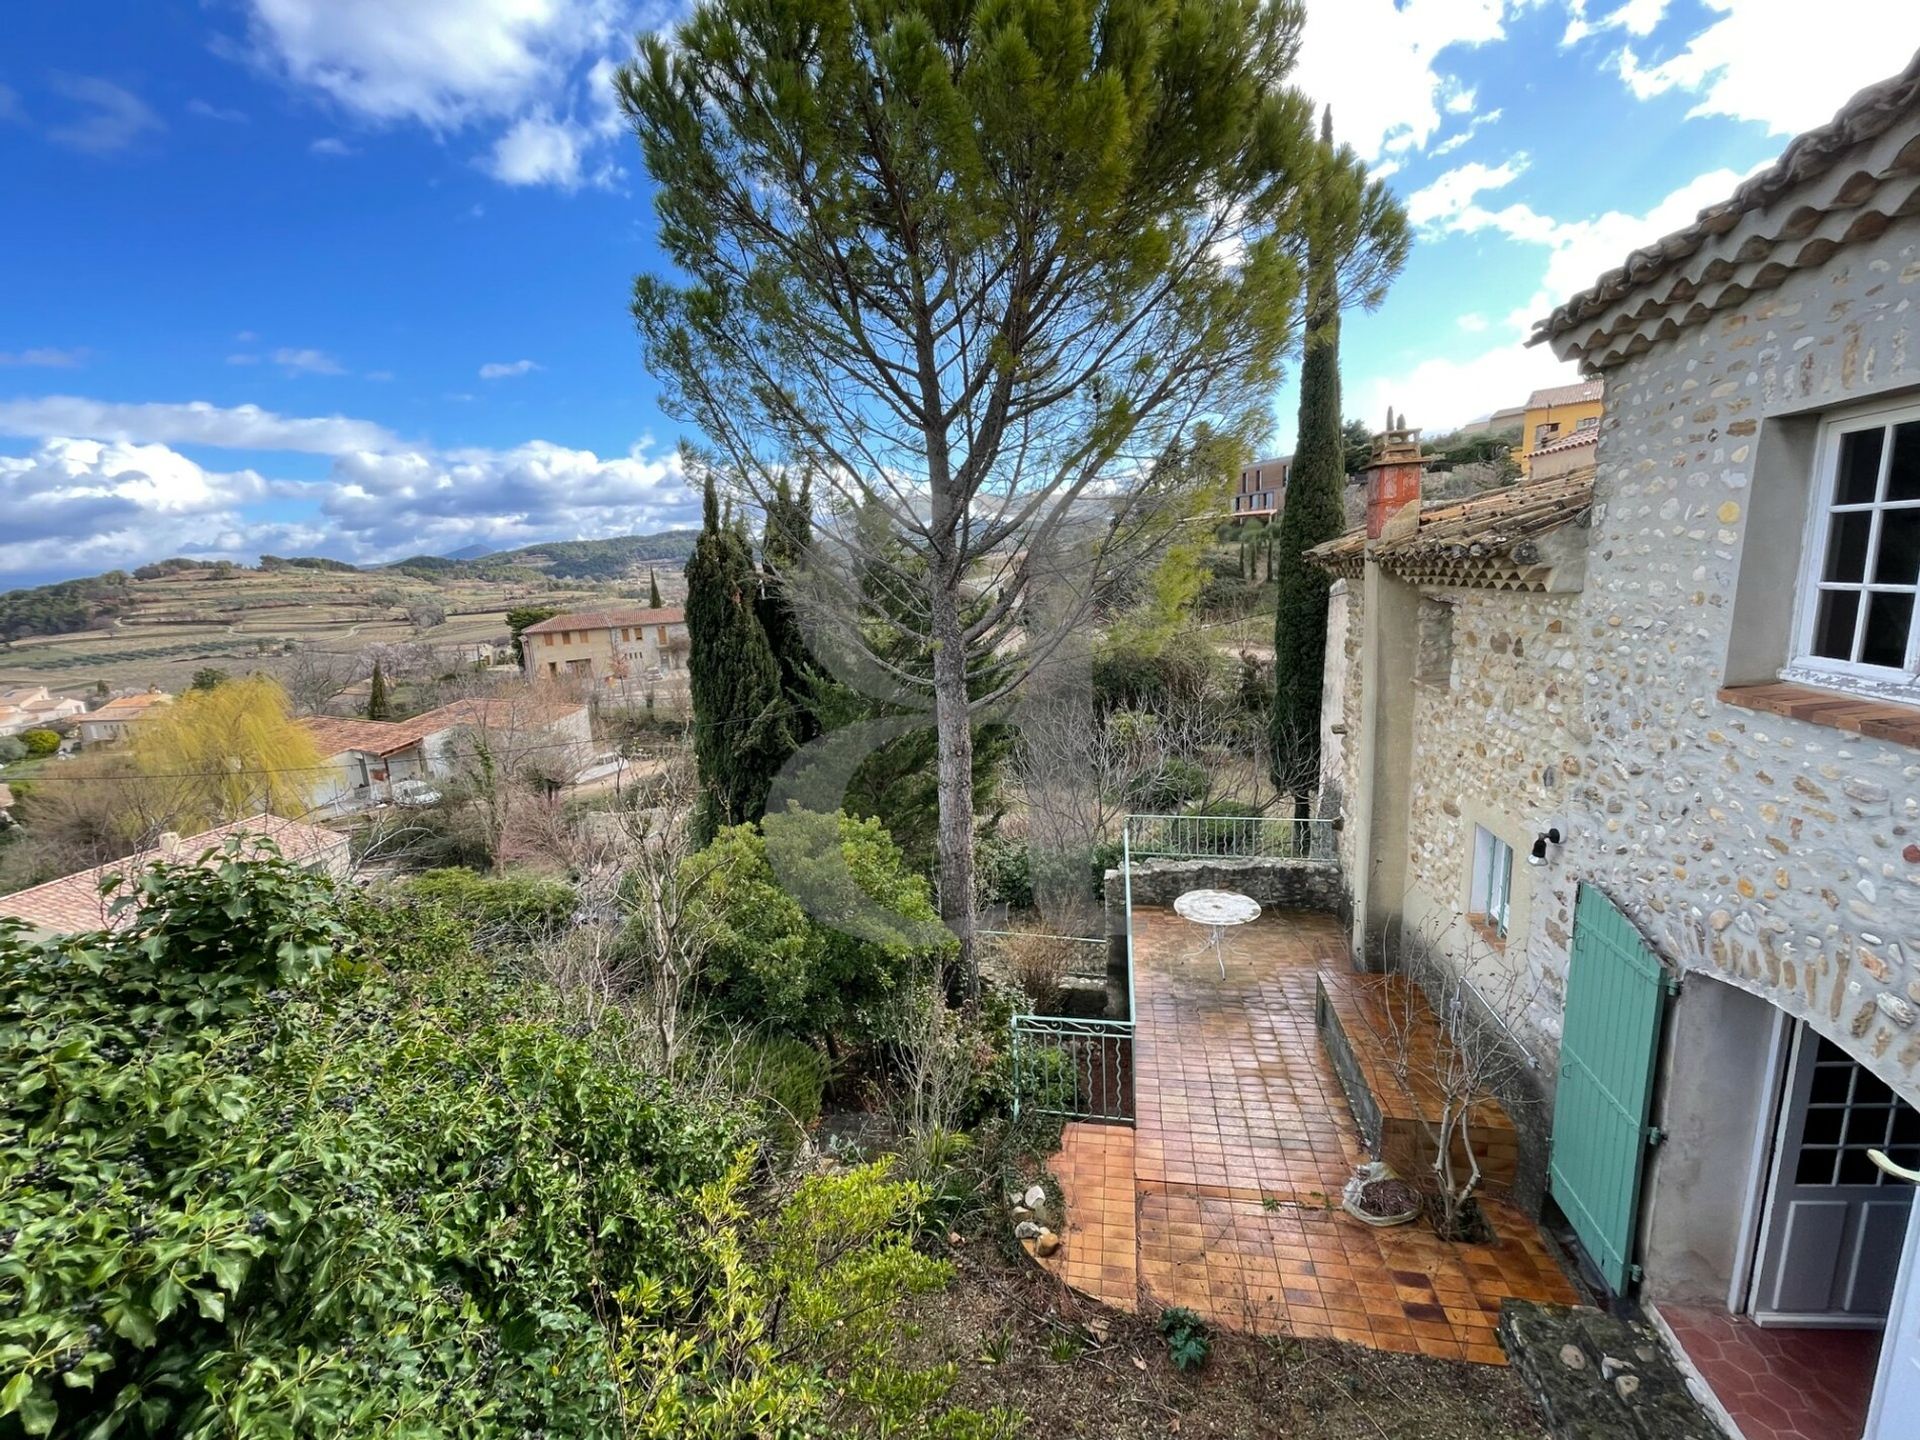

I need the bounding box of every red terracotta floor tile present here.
[1033,909,1581,1366]
[1659,1304,1880,1440]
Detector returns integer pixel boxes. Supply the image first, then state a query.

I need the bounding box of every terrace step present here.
[1498,1300,1725,1439]
[1315,968,1520,1194]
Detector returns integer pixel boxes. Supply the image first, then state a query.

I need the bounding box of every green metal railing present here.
[1009,1015,1135,1123]
[1125,812,1337,862]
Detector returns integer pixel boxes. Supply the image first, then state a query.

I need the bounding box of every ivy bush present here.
[0,846,735,1437]
[397,866,578,949]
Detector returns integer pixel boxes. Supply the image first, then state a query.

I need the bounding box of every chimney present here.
[1361,408,1426,542]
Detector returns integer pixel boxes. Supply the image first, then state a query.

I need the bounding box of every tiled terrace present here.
[1658,1304,1880,1440]
[1039,906,1579,1363]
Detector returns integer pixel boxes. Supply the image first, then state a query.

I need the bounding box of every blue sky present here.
[1,0,1914,587]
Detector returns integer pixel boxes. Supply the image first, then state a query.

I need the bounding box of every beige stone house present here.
[1318,54,1920,1440]
[0,685,87,736]
[78,690,173,745]
[520,606,689,685]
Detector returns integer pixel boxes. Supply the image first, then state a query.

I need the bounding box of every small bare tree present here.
[278,646,362,716]
[1362,914,1542,1240]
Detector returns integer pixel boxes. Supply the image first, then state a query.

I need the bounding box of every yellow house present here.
[520,606,689,685]
[1517,379,1603,478]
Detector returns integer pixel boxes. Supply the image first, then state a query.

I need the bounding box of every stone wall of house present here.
[1402,585,1586,1071]
[1573,216,1920,1104]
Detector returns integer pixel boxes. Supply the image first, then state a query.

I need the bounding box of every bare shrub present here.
[995,931,1081,1012]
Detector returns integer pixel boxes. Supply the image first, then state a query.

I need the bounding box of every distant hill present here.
[483,531,701,580]
[442,542,497,562]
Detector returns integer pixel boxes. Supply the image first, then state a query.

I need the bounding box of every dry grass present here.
[994,931,1088,1011]
[904,1238,1549,1439]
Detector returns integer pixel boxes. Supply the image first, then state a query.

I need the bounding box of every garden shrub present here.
[613,1154,1015,1439]
[0,736,25,764]
[1182,798,1266,854]
[399,866,577,948]
[725,1034,831,1141]
[17,729,58,758]
[971,832,1032,912]
[0,846,737,1438]
[681,809,953,1047]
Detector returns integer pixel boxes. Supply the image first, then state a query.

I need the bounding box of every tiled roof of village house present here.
[0,815,348,936]
[1307,468,1595,590]
[1524,379,1603,409]
[1534,48,1920,368]
[1532,427,1600,457]
[88,691,172,722]
[303,696,586,758]
[520,606,684,635]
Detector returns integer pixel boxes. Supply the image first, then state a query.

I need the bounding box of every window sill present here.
[1717,681,1920,747]
[1467,914,1509,952]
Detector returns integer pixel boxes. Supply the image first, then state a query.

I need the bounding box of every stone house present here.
[1320,54,1920,1440]
[520,606,689,685]
[304,696,592,815]
[77,689,173,745]
[0,685,87,737]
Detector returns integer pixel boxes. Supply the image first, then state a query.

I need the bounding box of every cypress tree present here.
[685,475,790,842]
[755,473,822,749]
[1269,109,1349,817]
[647,569,662,607]
[366,660,392,721]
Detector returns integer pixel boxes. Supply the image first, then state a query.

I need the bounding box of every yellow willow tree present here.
[132,675,323,831]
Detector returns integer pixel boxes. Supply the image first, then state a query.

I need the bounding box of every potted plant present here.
[1342,1162,1420,1227]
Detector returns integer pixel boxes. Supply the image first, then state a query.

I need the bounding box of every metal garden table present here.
[1172,888,1262,978]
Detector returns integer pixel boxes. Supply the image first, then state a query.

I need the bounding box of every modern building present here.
[1229,455,1288,522]
[0,685,87,737]
[1516,379,1603,478]
[519,606,689,684]
[1316,54,1920,1440]
[1457,404,1527,439]
[303,695,592,815]
[77,690,173,745]
[0,814,350,937]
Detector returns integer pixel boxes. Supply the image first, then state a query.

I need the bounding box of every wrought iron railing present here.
[1009,1014,1134,1124]
[977,929,1107,980]
[1124,812,1337,862]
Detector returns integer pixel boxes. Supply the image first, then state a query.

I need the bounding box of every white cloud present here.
[1293,0,1516,163]
[272,346,346,376]
[1405,157,1527,228]
[0,438,275,575]
[0,395,695,579]
[1354,300,1581,433]
[44,75,164,155]
[1456,312,1490,333]
[1409,159,1758,303]
[1614,0,1918,134]
[309,136,355,156]
[0,348,87,368]
[479,358,542,380]
[1431,107,1503,157]
[187,98,250,123]
[0,396,402,455]
[485,110,597,188]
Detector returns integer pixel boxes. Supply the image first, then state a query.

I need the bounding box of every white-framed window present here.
[1576,414,1599,430]
[1470,825,1513,941]
[1784,399,1920,701]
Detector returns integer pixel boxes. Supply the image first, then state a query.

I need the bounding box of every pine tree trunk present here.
[928,571,976,1005]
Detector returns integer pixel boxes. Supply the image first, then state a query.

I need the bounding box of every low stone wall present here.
[1105,856,1343,915]
[1099,857,1343,1019]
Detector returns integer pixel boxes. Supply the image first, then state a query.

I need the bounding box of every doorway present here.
[1750,1025,1918,1324]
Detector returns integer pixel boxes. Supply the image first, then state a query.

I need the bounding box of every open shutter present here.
[1550,883,1673,1295]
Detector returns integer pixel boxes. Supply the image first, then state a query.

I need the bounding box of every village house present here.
[1515,378,1604,478]
[519,606,688,685]
[1228,453,1288,523]
[0,685,87,737]
[303,694,592,815]
[0,814,349,938]
[77,690,173,746]
[1315,53,1920,1440]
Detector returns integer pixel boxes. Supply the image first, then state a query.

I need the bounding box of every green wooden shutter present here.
[1550,883,1673,1295]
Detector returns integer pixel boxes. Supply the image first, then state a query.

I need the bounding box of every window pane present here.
[1823,511,1873,583]
[1861,591,1914,668]
[1796,1147,1837,1186]
[1803,1106,1845,1145]
[1812,589,1861,660]
[1837,426,1886,504]
[1844,1105,1894,1148]
[1890,421,1920,502]
[1876,508,1920,585]
[1811,1064,1854,1104]
[1838,1147,1882,1185]
[1856,1071,1893,1108]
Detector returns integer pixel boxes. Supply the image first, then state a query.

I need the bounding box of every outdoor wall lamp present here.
[1528,828,1563,867]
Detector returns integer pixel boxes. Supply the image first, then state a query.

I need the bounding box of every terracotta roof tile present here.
[1524,380,1604,409]
[0,815,349,937]
[1308,468,1595,576]
[1532,428,1600,456]
[520,606,684,636]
